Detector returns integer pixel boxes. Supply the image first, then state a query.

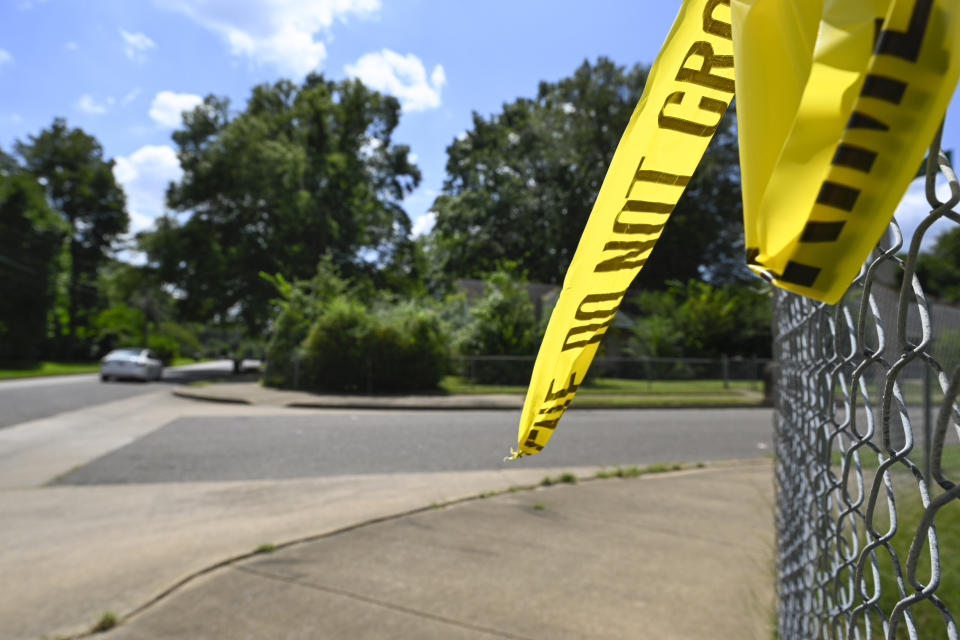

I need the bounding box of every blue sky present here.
[1,0,958,251]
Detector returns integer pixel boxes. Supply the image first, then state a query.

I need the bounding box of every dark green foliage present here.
[93,303,145,352]
[0,174,68,366]
[456,269,538,384]
[146,334,179,365]
[621,280,772,374]
[302,297,450,392]
[262,261,450,392]
[142,75,422,334]
[15,119,128,358]
[425,57,746,288]
[914,226,960,304]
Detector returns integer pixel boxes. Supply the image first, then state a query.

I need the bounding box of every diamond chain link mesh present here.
[773,124,960,640]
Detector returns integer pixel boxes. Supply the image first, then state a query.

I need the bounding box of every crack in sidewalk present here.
[235,565,534,640]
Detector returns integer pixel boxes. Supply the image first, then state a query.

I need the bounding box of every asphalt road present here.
[0,360,245,430]
[54,407,775,484]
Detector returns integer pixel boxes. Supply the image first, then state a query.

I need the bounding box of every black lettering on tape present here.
[658,92,726,137]
[832,143,877,172]
[562,319,613,351]
[533,418,560,431]
[613,200,671,234]
[876,0,932,62]
[524,430,544,451]
[631,157,691,192]
[817,181,860,211]
[703,0,732,40]
[847,110,890,131]
[544,373,580,402]
[861,74,907,104]
[800,221,846,243]
[538,401,569,416]
[676,42,735,93]
[594,240,657,273]
[780,261,821,287]
[575,289,628,321]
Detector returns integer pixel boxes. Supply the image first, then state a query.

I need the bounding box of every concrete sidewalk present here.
[106,462,773,640]
[2,388,774,639]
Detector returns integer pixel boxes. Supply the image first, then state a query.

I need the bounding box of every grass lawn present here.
[824,444,960,639]
[0,357,207,380]
[873,473,960,639]
[0,361,101,379]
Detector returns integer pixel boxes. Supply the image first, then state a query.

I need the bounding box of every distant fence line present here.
[451,354,771,387]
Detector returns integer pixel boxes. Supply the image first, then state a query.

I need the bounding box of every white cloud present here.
[0,49,12,66]
[77,94,109,115]
[122,88,142,106]
[149,91,203,127]
[153,0,380,77]
[65,41,78,52]
[113,145,183,234]
[411,211,436,237]
[345,50,445,112]
[892,176,957,251]
[121,29,156,62]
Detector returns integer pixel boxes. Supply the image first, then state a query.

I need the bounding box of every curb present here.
[171,386,768,411]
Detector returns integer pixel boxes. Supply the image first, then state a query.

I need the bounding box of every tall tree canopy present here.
[424,57,745,287]
[0,171,68,365]
[141,74,421,333]
[15,119,129,356]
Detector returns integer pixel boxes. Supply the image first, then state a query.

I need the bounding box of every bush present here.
[301,297,450,392]
[457,270,538,384]
[147,334,179,364]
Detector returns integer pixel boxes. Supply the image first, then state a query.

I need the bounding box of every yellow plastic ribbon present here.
[512,0,736,458]
[736,0,960,303]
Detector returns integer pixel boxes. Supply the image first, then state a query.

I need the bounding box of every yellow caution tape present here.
[736,0,960,303]
[514,0,960,457]
[511,0,735,458]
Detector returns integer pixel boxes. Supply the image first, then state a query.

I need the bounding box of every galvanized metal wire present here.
[773,125,960,640]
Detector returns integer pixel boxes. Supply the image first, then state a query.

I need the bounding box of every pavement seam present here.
[62,491,536,639]
[234,565,535,640]
[57,461,769,639]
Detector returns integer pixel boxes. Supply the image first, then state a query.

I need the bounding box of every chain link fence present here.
[773,126,960,639]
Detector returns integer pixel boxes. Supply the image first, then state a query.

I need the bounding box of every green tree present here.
[0,172,69,365]
[424,57,745,287]
[914,226,960,303]
[141,74,422,334]
[15,119,129,357]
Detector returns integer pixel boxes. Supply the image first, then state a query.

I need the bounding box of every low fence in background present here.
[450,354,770,389]
[772,129,960,639]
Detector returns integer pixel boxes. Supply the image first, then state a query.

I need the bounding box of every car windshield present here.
[107,348,143,358]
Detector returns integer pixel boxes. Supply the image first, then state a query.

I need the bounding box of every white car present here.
[100,348,164,382]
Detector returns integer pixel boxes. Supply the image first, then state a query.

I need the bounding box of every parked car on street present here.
[100,348,163,382]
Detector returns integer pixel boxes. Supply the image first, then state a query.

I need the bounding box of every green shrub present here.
[147,334,179,364]
[457,270,537,384]
[301,297,450,392]
[157,321,202,359]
